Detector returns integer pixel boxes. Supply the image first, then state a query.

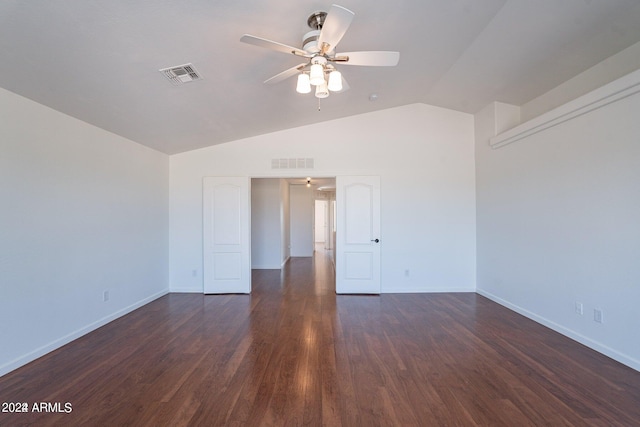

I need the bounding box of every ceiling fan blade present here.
[264,63,307,84]
[337,51,400,66]
[240,34,307,57]
[317,4,355,53]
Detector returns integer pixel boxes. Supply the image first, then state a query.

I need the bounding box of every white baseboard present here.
[476,288,640,372]
[169,286,203,293]
[281,256,290,268]
[0,289,169,377]
[383,286,476,293]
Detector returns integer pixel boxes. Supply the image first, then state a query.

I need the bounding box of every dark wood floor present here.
[2,248,640,426]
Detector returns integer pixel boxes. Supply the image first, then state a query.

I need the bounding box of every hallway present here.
[253,243,335,296]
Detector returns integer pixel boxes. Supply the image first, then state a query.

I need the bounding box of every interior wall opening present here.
[250,177,336,283]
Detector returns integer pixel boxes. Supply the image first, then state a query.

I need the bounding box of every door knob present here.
[371,238,380,243]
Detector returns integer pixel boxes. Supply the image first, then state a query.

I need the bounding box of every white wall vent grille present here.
[271,158,314,169]
[159,63,202,85]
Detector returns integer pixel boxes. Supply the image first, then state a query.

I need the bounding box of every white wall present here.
[0,88,169,376]
[475,81,640,370]
[280,179,290,266]
[169,103,476,293]
[315,200,327,243]
[251,178,282,269]
[290,185,314,257]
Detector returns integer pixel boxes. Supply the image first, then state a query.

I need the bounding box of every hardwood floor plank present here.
[1,246,640,426]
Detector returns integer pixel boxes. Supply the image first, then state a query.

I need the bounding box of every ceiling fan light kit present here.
[315,81,330,99]
[240,4,399,103]
[327,70,342,92]
[296,73,311,93]
[309,59,326,86]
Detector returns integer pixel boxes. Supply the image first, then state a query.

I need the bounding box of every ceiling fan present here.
[240,4,400,100]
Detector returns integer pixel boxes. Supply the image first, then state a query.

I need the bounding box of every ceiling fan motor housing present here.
[302,30,321,53]
[303,10,328,53]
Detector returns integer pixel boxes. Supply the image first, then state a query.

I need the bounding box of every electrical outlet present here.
[404,269,410,277]
[575,302,583,315]
[192,269,197,277]
[103,290,110,302]
[594,308,603,323]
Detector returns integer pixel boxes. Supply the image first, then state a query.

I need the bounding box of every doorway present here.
[203,176,380,294]
[315,200,328,247]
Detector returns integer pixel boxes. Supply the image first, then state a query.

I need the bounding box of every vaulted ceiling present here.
[2,1,640,154]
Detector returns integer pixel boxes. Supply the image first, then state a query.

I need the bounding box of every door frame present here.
[203,175,380,294]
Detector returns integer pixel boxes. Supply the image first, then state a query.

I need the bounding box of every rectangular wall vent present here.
[159,63,202,85]
[271,158,314,169]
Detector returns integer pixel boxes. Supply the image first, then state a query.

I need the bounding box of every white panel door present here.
[203,177,251,294]
[336,176,381,294]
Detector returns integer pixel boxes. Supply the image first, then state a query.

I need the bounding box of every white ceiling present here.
[2,1,640,154]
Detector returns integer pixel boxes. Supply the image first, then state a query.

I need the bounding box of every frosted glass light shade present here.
[309,63,325,86]
[315,81,329,99]
[296,73,311,93]
[327,70,342,92]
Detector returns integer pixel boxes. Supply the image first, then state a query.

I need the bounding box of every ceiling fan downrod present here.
[307,11,327,30]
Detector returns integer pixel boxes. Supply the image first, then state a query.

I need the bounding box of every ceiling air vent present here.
[159,63,202,85]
